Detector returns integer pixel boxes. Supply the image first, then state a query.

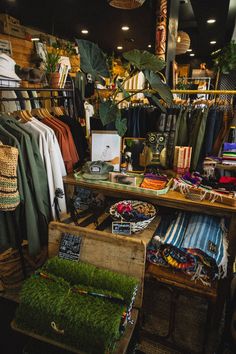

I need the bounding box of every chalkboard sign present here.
[112,222,132,236]
[59,233,82,261]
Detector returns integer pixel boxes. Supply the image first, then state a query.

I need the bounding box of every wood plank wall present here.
[0,33,34,68]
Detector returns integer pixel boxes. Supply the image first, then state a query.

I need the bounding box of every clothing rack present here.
[0,80,78,280]
[0,77,77,118]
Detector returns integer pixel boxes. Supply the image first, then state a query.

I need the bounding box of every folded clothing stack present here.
[147,211,228,285]
[222,143,236,166]
[15,257,139,354]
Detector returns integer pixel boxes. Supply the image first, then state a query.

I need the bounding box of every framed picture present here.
[91,131,121,171]
[122,138,147,173]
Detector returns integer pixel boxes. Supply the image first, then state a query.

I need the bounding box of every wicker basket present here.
[108,0,145,9]
[110,200,156,233]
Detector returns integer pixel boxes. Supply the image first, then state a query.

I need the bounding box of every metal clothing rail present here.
[171,90,236,95]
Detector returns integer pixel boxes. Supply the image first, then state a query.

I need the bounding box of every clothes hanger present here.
[31,108,45,120]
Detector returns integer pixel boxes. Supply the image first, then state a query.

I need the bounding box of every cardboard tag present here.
[112,222,132,236]
[59,233,82,261]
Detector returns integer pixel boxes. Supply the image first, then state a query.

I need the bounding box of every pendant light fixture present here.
[108,0,146,10]
[176,31,190,55]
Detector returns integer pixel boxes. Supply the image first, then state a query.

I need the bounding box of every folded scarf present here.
[147,212,228,285]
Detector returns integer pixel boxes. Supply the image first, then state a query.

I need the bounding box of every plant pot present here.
[48,72,60,88]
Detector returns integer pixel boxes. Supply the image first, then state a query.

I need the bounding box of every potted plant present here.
[44,48,61,88]
[76,39,173,136]
[212,40,236,89]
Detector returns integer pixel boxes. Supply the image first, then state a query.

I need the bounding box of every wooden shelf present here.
[145,263,217,301]
[63,174,236,217]
[216,163,236,171]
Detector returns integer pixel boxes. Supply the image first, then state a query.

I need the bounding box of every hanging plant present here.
[76,39,173,136]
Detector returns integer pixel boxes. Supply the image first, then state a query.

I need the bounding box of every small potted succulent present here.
[44,48,61,88]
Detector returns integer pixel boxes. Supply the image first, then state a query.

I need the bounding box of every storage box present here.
[0,14,20,26]
[0,21,25,39]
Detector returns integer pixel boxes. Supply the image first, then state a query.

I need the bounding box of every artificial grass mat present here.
[43,257,138,304]
[15,257,139,354]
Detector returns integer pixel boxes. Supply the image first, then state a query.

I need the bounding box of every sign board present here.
[0,39,12,56]
[59,233,82,261]
[112,222,132,236]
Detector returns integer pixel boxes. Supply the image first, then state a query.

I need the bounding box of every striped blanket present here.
[147,212,228,285]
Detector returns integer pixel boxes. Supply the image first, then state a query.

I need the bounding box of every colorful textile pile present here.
[15,257,139,354]
[222,143,236,166]
[141,174,167,190]
[147,212,228,285]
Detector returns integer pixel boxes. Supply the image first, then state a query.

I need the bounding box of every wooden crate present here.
[48,218,158,309]
[0,14,20,26]
[0,21,25,39]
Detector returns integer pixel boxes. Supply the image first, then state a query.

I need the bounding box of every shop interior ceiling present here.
[0,0,235,62]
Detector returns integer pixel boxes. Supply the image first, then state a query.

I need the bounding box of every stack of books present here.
[173,146,192,174]
[58,56,71,88]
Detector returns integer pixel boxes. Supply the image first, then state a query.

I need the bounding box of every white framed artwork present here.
[91,131,121,171]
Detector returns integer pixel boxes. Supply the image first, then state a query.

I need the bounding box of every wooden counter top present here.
[63,174,236,217]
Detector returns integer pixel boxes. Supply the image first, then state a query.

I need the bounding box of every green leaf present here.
[115,116,127,137]
[144,93,167,113]
[76,39,110,80]
[143,70,173,106]
[116,80,131,100]
[99,101,120,126]
[123,49,166,72]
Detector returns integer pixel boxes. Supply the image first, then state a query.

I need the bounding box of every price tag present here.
[59,233,82,261]
[112,222,132,236]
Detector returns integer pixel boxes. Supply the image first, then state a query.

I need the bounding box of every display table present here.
[63,174,236,353]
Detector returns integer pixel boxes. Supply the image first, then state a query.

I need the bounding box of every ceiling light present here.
[121,26,129,31]
[117,46,123,50]
[31,37,40,41]
[148,44,152,48]
[187,48,192,52]
[210,41,216,44]
[81,29,89,34]
[190,53,195,57]
[207,19,216,24]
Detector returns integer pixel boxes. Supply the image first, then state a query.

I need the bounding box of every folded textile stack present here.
[147,212,228,285]
[15,257,139,354]
[222,143,236,166]
[141,174,167,190]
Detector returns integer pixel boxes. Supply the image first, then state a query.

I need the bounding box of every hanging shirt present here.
[25,118,67,219]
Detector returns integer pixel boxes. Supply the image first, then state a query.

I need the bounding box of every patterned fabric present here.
[0,144,20,211]
[147,212,228,284]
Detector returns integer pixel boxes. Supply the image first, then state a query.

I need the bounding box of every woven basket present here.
[110,200,156,233]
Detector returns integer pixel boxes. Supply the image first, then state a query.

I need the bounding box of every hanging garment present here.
[24,117,67,219]
[0,123,41,255]
[0,116,50,248]
[0,144,20,211]
[42,116,76,173]
[57,115,88,162]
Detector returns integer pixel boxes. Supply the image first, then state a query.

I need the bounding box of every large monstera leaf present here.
[143,70,173,106]
[123,49,166,72]
[115,116,127,137]
[99,101,121,126]
[76,39,110,82]
[144,93,167,113]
